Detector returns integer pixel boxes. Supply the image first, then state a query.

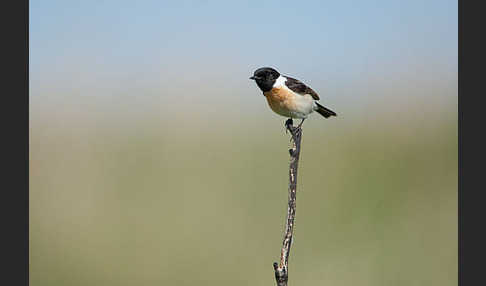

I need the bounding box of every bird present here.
[250,67,336,128]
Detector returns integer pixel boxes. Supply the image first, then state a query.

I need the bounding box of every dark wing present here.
[284,76,320,100]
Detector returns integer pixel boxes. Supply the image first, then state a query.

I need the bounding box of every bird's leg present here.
[297,118,305,129]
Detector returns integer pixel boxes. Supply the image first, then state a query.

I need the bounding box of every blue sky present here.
[30,0,457,105]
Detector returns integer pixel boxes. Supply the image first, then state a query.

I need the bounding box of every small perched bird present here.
[250,67,336,128]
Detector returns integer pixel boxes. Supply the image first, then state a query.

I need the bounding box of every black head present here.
[250,67,280,92]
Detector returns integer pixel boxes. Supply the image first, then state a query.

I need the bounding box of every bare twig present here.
[273,119,303,286]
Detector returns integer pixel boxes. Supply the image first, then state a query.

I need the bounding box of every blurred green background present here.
[30,1,457,285]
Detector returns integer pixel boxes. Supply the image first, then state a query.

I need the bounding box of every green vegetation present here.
[30,94,457,286]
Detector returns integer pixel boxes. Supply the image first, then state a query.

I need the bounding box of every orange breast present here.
[263,87,297,116]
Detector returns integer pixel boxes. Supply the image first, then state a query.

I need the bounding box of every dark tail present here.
[315,102,337,118]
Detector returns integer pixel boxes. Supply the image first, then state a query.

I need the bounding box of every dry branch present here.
[273,119,303,286]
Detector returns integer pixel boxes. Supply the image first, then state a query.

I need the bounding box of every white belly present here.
[291,94,315,118]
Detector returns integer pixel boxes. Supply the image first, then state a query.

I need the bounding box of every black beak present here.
[249,76,257,80]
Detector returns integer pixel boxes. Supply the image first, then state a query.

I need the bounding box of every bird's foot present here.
[285,118,293,133]
[285,118,293,128]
